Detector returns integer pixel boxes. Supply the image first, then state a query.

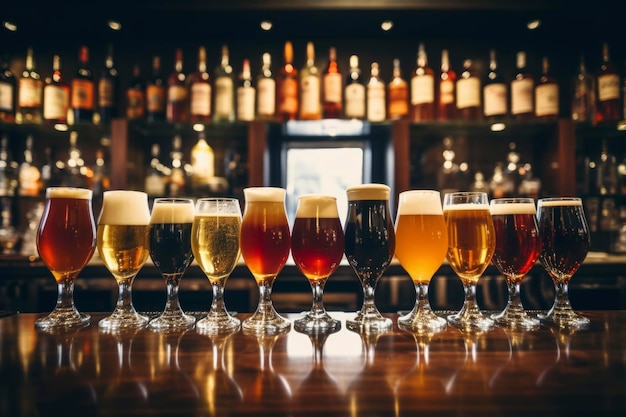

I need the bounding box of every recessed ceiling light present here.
[260,20,273,31]
[527,19,541,30]
[381,20,393,31]
[490,123,506,132]
[3,21,17,32]
[107,19,122,31]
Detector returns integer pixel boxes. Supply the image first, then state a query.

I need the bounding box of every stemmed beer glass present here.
[97,190,151,331]
[291,194,344,333]
[489,198,542,329]
[36,187,96,330]
[443,191,496,331]
[536,197,590,329]
[344,184,395,333]
[192,198,242,334]
[149,198,196,331]
[240,187,291,334]
[394,190,448,333]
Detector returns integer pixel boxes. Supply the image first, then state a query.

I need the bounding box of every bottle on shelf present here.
[190,131,215,194]
[510,51,534,120]
[188,46,212,122]
[534,56,560,120]
[410,42,435,122]
[344,55,365,120]
[0,54,16,123]
[366,62,386,122]
[489,162,515,199]
[224,140,247,200]
[71,46,95,124]
[299,41,322,120]
[18,134,42,196]
[276,41,299,122]
[91,148,110,202]
[437,137,461,195]
[470,171,490,194]
[0,135,16,196]
[483,49,508,120]
[595,42,621,123]
[437,49,456,121]
[17,47,43,124]
[237,58,256,122]
[98,44,119,125]
[256,52,276,120]
[456,58,482,120]
[145,143,166,197]
[571,54,596,122]
[146,56,166,122]
[213,45,235,123]
[167,134,188,197]
[387,58,409,120]
[322,46,342,119]
[125,64,145,120]
[62,131,87,188]
[166,48,188,123]
[43,54,70,125]
[40,145,61,191]
[597,139,618,195]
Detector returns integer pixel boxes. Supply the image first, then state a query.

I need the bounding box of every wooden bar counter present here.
[1,311,625,416]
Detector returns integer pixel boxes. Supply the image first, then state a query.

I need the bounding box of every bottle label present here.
[367,83,386,121]
[511,78,534,114]
[215,77,234,117]
[190,83,211,116]
[126,89,145,119]
[535,83,559,116]
[598,74,620,101]
[323,73,342,103]
[43,85,69,120]
[18,78,42,107]
[439,79,454,105]
[410,74,435,105]
[388,84,408,117]
[279,77,298,114]
[168,85,187,102]
[71,79,95,110]
[345,83,365,118]
[483,83,507,116]
[237,86,256,121]
[300,75,321,115]
[257,78,276,116]
[456,77,481,109]
[146,85,165,112]
[0,83,14,111]
[98,78,114,107]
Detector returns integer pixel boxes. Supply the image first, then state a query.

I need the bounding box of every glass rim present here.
[538,197,582,203]
[399,189,440,196]
[443,191,488,198]
[195,197,240,203]
[490,197,536,205]
[297,193,337,201]
[153,197,195,204]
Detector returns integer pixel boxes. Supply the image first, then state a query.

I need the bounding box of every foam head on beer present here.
[489,200,536,215]
[99,190,150,225]
[346,183,391,201]
[397,190,442,215]
[46,187,93,200]
[538,198,582,207]
[296,194,339,218]
[150,199,194,224]
[243,187,286,202]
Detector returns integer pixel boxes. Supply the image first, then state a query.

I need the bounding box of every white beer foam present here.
[443,203,490,211]
[539,199,582,207]
[46,187,92,200]
[244,187,286,202]
[346,183,390,200]
[397,190,442,215]
[150,202,194,224]
[296,195,340,218]
[490,202,536,215]
[99,190,150,225]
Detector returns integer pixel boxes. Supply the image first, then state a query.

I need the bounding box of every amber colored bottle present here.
[323,47,342,119]
[126,64,145,120]
[456,59,482,120]
[410,42,435,122]
[276,41,299,122]
[437,49,456,120]
[146,56,166,122]
[387,58,408,120]
[534,57,559,120]
[595,42,621,123]
[188,46,212,122]
[17,47,43,124]
[510,51,534,120]
[43,55,70,125]
[97,44,119,125]
[0,54,16,122]
[166,48,188,122]
[71,46,95,124]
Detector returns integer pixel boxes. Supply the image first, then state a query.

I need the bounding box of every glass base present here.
[294,312,341,334]
[242,309,291,335]
[98,310,149,331]
[346,310,392,334]
[538,308,590,330]
[491,308,540,330]
[398,309,447,333]
[196,311,241,335]
[149,311,196,332]
[447,310,494,332]
[35,310,90,331]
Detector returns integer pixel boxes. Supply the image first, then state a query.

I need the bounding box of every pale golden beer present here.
[97,224,150,282]
[192,213,241,284]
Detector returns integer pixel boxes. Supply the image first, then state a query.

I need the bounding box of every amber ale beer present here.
[150,200,194,276]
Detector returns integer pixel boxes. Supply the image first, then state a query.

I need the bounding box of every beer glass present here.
[97,190,151,330]
[344,183,395,333]
[291,195,344,333]
[536,197,590,329]
[36,187,96,330]
[443,191,496,331]
[394,190,448,333]
[149,198,196,331]
[240,187,291,334]
[192,198,242,334]
[489,198,542,329]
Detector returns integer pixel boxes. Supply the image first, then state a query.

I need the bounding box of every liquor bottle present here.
[17,47,43,124]
[146,56,166,122]
[167,134,187,197]
[456,59,482,120]
[597,139,618,195]
[483,49,508,120]
[534,56,559,120]
[276,41,298,121]
[299,41,321,120]
[91,148,110,200]
[437,137,461,195]
[510,51,534,120]
[387,58,408,120]
[595,42,621,123]
[71,46,95,124]
[190,131,215,194]
[256,52,275,120]
[366,62,386,122]
[437,49,456,121]
[98,44,119,125]
[237,58,256,122]
[571,54,596,122]
[0,135,16,196]
[0,54,16,122]
[224,140,247,200]
[40,145,61,190]
[63,131,87,188]
[125,64,145,120]
[189,46,212,122]
[344,55,365,120]
[410,42,435,122]
[166,48,188,122]
[213,45,235,123]
[323,46,342,119]
[43,54,70,125]
[145,143,166,197]
[18,134,42,196]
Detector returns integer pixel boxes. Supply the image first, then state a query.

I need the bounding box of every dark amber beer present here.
[150,201,194,276]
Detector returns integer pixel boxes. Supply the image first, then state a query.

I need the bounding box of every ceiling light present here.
[107,19,122,31]
[3,21,17,32]
[381,20,393,31]
[527,19,541,30]
[260,20,273,31]
[490,123,506,132]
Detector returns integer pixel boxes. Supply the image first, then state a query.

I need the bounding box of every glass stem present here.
[506,280,525,313]
[552,281,572,313]
[115,278,137,314]
[210,279,227,315]
[256,280,276,318]
[361,275,378,314]
[462,283,481,315]
[414,282,431,313]
[310,278,328,317]
[163,274,183,314]
[54,276,78,313]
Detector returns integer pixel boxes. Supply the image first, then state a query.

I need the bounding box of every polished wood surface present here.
[1,311,625,417]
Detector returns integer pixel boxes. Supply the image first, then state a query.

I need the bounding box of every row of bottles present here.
[1,41,624,126]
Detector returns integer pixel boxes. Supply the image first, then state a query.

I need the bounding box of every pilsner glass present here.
[344,183,395,333]
[489,198,542,329]
[149,198,196,331]
[536,197,590,329]
[443,191,496,331]
[240,187,291,334]
[394,190,448,333]
[192,198,242,334]
[97,190,151,331]
[291,194,344,333]
[35,187,96,330]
